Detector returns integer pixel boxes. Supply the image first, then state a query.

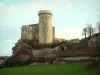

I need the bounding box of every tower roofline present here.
[38,10,52,15]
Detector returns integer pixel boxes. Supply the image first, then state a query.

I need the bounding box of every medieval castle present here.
[21,10,55,44]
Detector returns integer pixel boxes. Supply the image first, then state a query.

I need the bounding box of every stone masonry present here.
[21,24,55,41]
[21,10,55,43]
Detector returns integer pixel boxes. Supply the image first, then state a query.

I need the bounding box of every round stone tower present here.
[38,10,52,44]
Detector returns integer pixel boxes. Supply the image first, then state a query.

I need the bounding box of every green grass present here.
[0,63,97,75]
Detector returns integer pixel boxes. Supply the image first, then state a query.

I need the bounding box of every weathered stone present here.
[38,10,53,43]
[21,24,55,42]
[32,46,59,63]
[5,54,33,67]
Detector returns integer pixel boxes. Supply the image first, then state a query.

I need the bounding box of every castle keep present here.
[21,10,55,43]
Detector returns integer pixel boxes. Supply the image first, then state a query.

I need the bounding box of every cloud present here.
[4,0,70,11]
[55,26,83,39]
[0,2,5,8]
[41,0,70,8]
[0,0,70,27]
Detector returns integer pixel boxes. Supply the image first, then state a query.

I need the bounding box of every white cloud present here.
[0,2,5,8]
[55,26,83,39]
[36,0,71,10]
[0,0,70,27]
[0,0,83,40]
[4,0,70,11]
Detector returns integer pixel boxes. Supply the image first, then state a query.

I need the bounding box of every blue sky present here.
[0,0,100,56]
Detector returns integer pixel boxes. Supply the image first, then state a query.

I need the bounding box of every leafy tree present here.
[87,24,92,37]
[86,24,95,37]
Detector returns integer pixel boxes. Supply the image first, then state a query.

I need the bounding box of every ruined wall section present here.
[21,24,39,40]
[21,24,55,41]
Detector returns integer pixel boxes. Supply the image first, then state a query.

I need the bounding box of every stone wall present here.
[21,10,55,42]
[21,24,39,40]
[21,24,55,41]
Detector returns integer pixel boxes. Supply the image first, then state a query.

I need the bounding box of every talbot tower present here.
[38,10,52,43]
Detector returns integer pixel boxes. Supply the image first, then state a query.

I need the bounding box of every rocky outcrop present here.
[12,42,33,56]
[9,39,67,66]
[9,36,100,67]
[5,54,33,67]
[32,46,60,63]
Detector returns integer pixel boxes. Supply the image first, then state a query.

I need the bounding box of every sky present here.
[0,0,100,56]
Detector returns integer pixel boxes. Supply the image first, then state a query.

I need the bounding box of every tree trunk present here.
[85,33,86,38]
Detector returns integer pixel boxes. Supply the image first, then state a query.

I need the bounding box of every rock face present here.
[12,42,33,56]
[5,54,33,67]
[4,39,34,67]
[32,47,59,63]
[10,39,67,66]
[0,56,9,68]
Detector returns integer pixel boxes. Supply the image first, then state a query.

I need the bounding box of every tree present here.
[86,24,93,37]
[96,21,100,33]
[82,27,87,38]
[92,27,96,35]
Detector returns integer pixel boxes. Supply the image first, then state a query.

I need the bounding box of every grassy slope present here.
[0,63,97,75]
